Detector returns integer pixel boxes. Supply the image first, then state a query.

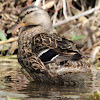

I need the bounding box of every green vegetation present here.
[72,35,85,41]
[0,30,7,41]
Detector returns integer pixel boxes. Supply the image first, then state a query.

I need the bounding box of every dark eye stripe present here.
[26,10,33,15]
[19,10,36,20]
[19,16,24,20]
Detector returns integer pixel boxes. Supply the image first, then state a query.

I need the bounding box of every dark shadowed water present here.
[0,58,100,100]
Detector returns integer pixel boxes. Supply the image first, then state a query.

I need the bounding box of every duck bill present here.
[7,22,26,33]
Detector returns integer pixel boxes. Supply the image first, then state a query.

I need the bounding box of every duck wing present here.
[32,33,82,63]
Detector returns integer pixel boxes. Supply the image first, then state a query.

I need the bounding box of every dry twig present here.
[52,0,62,25]
[0,37,18,45]
[53,6,100,27]
[66,0,72,16]
[43,1,55,9]
[63,0,67,19]
[83,40,100,53]
[34,0,42,6]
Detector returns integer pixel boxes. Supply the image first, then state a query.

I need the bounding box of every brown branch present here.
[66,0,72,16]
[34,0,42,6]
[63,0,68,19]
[53,6,100,27]
[52,0,61,25]
[83,40,100,54]
[43,1,55,9]
[0,37,18,45]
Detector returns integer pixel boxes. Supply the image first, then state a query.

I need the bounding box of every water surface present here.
[0,58,100,100]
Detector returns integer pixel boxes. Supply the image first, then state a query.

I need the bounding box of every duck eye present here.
[30,11,33,13]
[27,11,29,14]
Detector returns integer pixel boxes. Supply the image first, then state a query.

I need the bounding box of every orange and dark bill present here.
[7,22,26,34]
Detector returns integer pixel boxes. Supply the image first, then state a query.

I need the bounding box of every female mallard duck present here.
[8,5,92,85]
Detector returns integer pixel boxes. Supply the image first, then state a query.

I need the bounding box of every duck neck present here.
[20,23,53,34]
[41,22,53,33]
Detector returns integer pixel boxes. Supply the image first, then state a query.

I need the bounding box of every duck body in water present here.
[8,5,92,85]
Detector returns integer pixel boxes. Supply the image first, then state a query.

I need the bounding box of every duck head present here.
[7,5,53,33]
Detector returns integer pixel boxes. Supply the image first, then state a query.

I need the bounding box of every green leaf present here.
[55,27,60,31]
[71,35,85,41]
[0,30,7,41]
[8,98,21,100]
[0,30,7,55]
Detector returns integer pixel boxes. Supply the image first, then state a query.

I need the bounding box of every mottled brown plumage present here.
[8,5,92,85]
